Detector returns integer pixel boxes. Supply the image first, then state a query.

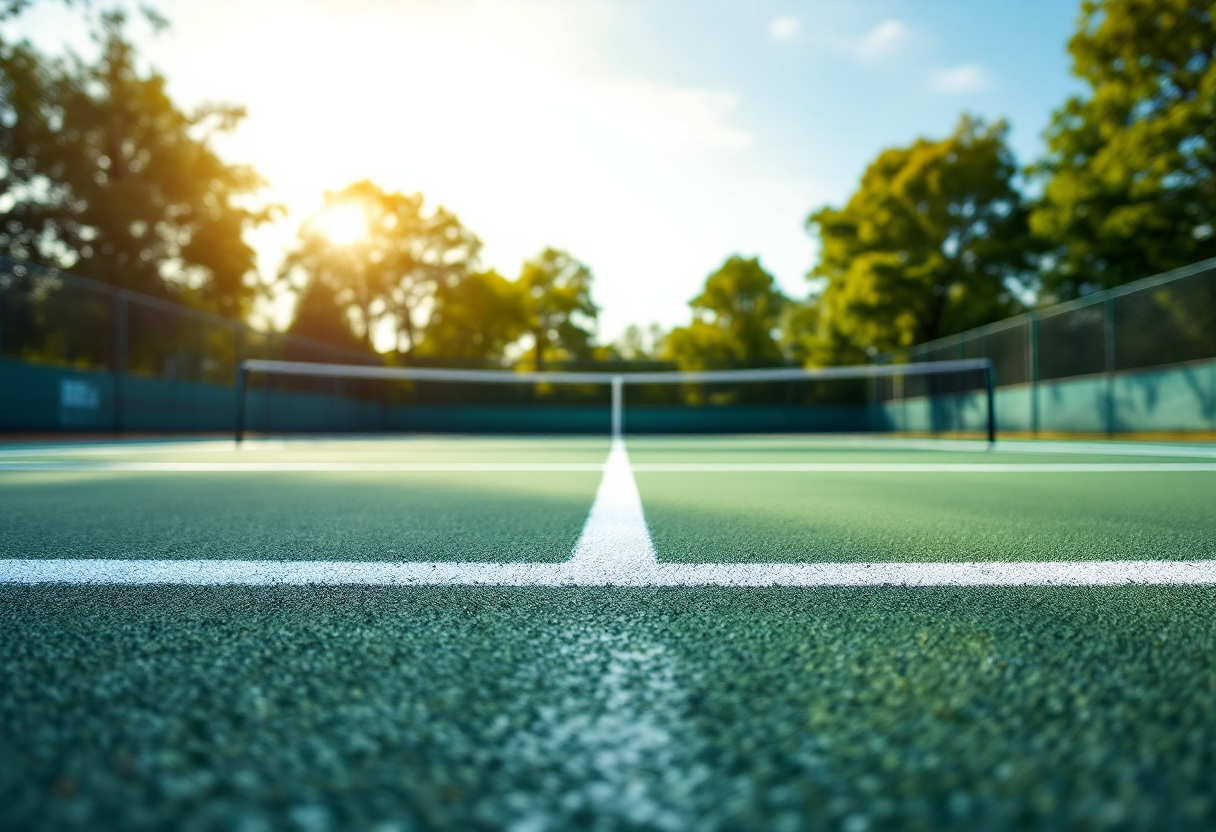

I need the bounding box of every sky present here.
[8,0,1083,348]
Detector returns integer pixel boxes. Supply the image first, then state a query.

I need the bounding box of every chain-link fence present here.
[0,256,377,431]
[901,258,1216,434]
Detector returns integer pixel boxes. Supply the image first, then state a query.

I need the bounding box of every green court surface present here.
[0,471,601,562]
[2,434,1215,830]
[638,471,1216,563]
[623,435,1216,465]
[0,436,614,465]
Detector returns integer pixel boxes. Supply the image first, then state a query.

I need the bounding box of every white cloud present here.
[855,19,908,63]
[931,64,995,92]
[770,15,800,41]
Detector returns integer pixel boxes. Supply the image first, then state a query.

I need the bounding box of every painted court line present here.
[3,438,1214,587]
[631,462,1216,473]
[565,438,659,580]
[0,461,606,472]
[3,461,1215,473]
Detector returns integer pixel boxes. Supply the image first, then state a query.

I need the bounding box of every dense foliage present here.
[0,12,271,317]
[801,117,1034,364]
[665,256,785,370]
[1030,0,1216,297]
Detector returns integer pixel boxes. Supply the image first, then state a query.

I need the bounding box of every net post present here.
[611,375,623,439]
[235,362,247,445]
[112,289,128,434]
[984,360,996,448]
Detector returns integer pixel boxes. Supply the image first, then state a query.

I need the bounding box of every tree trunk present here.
[358,303,374,352]
[399,304,416,358]
[925,279,952,343]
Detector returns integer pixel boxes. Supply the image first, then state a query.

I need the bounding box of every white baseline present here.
[2,461,1215,473]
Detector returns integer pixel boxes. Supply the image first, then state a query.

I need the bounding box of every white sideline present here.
[3,438,1215,587]
[3,461,1215,473]
[632,462,1216,473]
[0,461,606,472]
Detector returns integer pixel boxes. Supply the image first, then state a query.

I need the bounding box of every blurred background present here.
[1,0,1213,434]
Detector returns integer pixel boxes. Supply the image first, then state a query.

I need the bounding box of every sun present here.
[315,202,369,246]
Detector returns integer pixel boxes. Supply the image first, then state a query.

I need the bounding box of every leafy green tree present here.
[280,181,480,354]
[805,116,1033,364]
[421,269,526,363]
[664,255,785,370]
[1030,0,1216,296]
[0,11,271,316]
[663,321,738,370]
[519,248,598,370]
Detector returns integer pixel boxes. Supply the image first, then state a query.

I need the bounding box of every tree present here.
[1,0,81,19]
[778,299,821,366]
[0,11,271,316]
[663,321,739,370]
[285,276,363,354]
[279,181,480,353]
[664,255,785,370]
[518,248,598,370]
[805,116,1033,364]
[421,269,526,363]
[612,322,666,360]
[1030,0,1216,297]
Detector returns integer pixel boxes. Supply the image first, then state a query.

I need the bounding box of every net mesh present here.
[238,361,994,438]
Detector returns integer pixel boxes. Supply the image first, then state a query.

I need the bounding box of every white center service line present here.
[3,439,1215,587]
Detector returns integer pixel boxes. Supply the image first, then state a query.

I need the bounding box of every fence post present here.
[1104,296,1116,435]
[985,361,997,447]
[1028,313,1039,436]
[113,290,128,433]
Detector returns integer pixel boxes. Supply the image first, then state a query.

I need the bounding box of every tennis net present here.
[235,359,996,441]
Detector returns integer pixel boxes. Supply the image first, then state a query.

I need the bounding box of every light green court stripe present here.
[3,461,1214,472]
[4,559,1215,586]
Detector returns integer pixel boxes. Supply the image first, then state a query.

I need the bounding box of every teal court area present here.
[2,434,1216,830]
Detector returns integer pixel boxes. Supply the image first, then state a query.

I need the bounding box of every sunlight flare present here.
[314,202,369,246]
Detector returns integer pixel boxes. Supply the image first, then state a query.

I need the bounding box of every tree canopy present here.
[665,255,785,370]
[280,181,480,353]
[285,274,363,355]
[1030,0,1216,297]
[518,248,598,370]
[804,116,1033,364]
[0,11,271,317]
[421,269,527,363]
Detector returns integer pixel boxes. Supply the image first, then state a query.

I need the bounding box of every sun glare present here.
[316,203,368,246]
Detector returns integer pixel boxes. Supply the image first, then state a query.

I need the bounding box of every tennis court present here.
[3,433,1215,830]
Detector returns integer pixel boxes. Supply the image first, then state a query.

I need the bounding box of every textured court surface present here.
[2,435,1215,830]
